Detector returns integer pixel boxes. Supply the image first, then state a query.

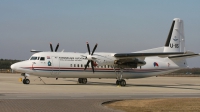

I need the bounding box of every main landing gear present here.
[116,79,126,86]
[78,78,87,84]
[21,73,30,84]
[114,68,126,87]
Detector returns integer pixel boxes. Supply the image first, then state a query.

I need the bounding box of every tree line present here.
[0,59,22,69]
[170,68,200,74]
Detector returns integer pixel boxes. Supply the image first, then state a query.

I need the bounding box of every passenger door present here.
[51,56,60,76]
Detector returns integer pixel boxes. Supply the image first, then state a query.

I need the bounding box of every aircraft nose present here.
[11,63,16,70]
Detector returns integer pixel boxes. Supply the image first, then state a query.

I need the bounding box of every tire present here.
[82,78,87,84]
[78,78,82,83]
[23,79,26,84]
[25,79,30,84]
[120,80,126,86]
[116,80,120,85]
[78,78,84,83]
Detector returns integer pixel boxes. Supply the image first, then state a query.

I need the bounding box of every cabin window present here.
[108,65,109,68]
[81,64,83,67]
[30,57,38,60]
[70,64,72,67]
[40,57,45,61]
[104,65,106,68]
[74,64,76,67]
[77,64,79,67]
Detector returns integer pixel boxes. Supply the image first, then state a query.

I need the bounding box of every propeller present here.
[50,43,59,52]
[84,42,98,73]
[55,43,59,52]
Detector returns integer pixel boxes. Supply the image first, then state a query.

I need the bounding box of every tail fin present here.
[164,18,185,52]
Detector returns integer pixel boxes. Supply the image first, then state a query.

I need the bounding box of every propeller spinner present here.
[84,42,98,73]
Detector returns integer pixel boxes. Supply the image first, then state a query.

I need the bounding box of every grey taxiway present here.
[1,73,200,112]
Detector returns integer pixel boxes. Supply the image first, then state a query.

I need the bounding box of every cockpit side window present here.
[30,57,38,60]
[40,57,45,61]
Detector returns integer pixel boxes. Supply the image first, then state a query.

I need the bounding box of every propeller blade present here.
[84,42,98,73]
[55,43,59,52]
[91,60,94,73]
[50,43,53,52]
[91,43,98,55]
[86,42,91,55]
[84,60,90,70]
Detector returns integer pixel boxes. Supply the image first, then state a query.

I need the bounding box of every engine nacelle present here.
[114,58,146,68]
[117,63,138,68]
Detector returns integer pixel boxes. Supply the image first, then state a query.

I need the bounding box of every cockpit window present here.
[40,57,45,61]
[30,57,38,60]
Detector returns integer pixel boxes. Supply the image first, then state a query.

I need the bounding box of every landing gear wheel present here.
[82,78,87,84]
[78,78,87,84]
[120,79,126,86]
[116,80,120,85]
[25,79,30,84]
[23,79,26,84]
[23,79,30,84]
[78,78,83,83]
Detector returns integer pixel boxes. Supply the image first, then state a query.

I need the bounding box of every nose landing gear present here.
[21,73,30,84]
[23,78,30,84]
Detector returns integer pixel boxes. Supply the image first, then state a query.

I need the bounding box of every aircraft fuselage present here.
[11,52,184,79]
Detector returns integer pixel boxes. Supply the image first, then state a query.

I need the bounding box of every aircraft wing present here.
[113,52,185,68]
[114,52,185,58]
[30,49,43,53]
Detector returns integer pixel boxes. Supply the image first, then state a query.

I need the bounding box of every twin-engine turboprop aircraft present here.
[11,18,200,86]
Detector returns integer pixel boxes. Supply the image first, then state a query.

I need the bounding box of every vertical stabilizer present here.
[164,18,185,52]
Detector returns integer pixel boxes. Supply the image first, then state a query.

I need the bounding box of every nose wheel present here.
[21,73,30,84]
[23,78,30,84]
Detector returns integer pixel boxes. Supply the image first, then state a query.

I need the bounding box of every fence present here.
[0,69,18,73]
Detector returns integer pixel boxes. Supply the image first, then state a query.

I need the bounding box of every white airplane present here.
[11,18,200,86]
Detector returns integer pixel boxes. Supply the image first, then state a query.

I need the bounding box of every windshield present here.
[30,57,38,60]
[40,57,45,61]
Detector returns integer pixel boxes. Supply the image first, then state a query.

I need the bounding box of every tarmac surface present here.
[1,73,200,112]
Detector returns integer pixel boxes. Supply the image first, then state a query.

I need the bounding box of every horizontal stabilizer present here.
[30,49,43,53]
[169,53,200,59]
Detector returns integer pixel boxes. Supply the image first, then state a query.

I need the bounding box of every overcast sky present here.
[0,0,200,67]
